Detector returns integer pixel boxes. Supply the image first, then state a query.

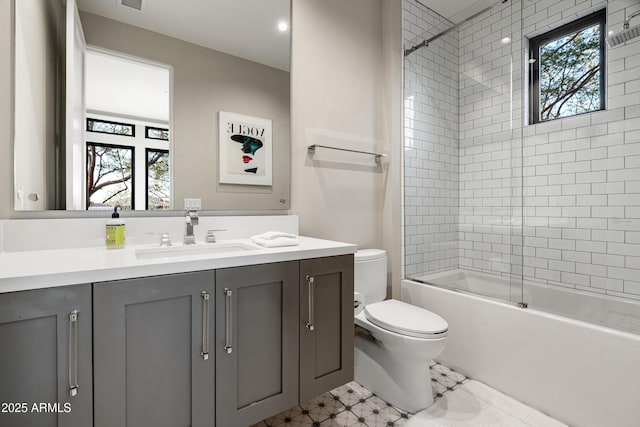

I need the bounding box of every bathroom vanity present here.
[0,222,355,427]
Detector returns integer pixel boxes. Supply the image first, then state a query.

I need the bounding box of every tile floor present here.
[252,361,468,427]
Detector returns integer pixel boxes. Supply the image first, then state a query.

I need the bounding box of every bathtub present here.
[412,268,640,335]
[402,270,640,427]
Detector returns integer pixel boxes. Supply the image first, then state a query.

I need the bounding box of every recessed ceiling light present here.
[278,21,289,32]
[501,37,511,44]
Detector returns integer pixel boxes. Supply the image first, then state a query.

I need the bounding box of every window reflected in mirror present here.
[85,116,171,211]
[146,149,170,210]
[87,118,135,136]
[145,126,170,141]
[86,142,134,210]
[82,49,171,210]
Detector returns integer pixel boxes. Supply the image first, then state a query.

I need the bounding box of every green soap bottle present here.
[106,205,125,249]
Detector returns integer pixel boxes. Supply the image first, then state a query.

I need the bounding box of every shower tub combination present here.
[400,0,640,424]
[402,270,640,427]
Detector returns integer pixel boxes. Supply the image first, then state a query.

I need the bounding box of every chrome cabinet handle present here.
[223,288,233,354]
[68,310,79,397]
[305,275,315,331]
[201,291,210,360]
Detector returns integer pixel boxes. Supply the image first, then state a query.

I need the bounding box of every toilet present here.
[353,249,448,413]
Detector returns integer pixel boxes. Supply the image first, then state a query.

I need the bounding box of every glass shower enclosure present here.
[403,0,640,335]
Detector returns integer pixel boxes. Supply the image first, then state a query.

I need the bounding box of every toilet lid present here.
[364,300,448,338]
[355,249,387,261]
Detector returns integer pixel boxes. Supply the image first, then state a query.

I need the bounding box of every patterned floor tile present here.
[361,395,402,423]
[264,406,313,427]
[318,415,348,427]
[330,381,373,407]
[261,361,468,427]
[392,408,412,422]
[300,392,346,422]
[446,369,467,384]
[435,374,460,390]
[390,414,411,426]
[361,408,399,427]
[432,380,448,398]
[430,361,452,376]
[336,408,368,426]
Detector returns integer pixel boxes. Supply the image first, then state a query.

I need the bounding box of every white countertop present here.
[0,237,357,294]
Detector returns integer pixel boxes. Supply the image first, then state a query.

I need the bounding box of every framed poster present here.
[219,111,272,186]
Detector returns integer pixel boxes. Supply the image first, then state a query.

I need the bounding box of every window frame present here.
[529,9,606,124]
[145,148,170,210]
[86,141,136,210]
[86,118,136,137]
[145,126,170,141]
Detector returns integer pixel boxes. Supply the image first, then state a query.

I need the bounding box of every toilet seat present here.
[363,299,448,339]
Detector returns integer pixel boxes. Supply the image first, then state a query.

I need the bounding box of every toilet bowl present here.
[354,249,448,413]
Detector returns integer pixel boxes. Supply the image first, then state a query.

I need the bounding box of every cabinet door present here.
[93,271,215,427]
[0,284,92,427]
[300,255,354,402]
[215,261,299,427]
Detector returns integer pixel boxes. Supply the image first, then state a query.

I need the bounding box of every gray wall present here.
[291,1,385,245]
[291,0,402,296]
[381,0,403,298]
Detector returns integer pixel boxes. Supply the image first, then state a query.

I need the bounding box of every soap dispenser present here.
[106,205,125,249]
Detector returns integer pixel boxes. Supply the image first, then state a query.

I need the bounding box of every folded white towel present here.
[251,231,298,240]
[251,235,299,248]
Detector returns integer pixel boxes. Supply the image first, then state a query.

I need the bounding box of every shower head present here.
[606,23,640,48]
[607,9,640,48]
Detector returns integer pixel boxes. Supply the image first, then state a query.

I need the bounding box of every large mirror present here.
[13,0,291,212]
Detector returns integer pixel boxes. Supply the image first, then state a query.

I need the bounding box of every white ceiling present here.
[76,0,291,71]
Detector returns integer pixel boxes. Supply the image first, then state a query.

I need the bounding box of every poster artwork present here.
[219,112,272,186]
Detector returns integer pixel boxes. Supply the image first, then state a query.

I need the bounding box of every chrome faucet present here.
[184,210,199,244]
[206,229,227,243]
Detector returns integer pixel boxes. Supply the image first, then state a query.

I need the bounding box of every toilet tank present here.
[354,249,387,305]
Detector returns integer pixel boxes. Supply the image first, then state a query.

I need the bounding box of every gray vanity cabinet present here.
[299,255,355,402]
[0,284,92,427]
[93,271,215,427]
[215,261,299,427]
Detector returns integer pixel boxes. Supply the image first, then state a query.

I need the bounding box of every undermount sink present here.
[135,241,260,260]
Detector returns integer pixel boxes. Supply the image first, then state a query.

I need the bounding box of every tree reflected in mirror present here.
[146,149,170,210]
[86,143,134,210]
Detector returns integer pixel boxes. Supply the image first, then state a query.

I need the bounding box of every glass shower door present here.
[402,0,524,306]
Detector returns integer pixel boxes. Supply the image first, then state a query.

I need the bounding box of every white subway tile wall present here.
[457,0,524,286]
[404,0,640,301]
[403,2,460,277]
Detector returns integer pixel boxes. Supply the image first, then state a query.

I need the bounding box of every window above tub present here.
[529,9,606,124]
